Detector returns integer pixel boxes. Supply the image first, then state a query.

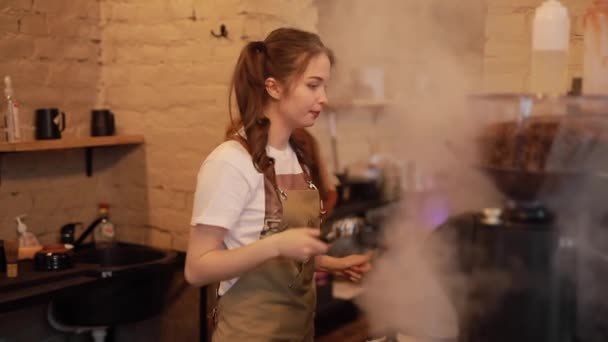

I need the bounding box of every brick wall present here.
[314,0,590,186]
[0,0,318,248]
[0,0,595,340]
[0,0,102,243]
[314,0,486,180]
[98,0,319,250]
[483,0,590,92]
[0,1,318,340]
[2,0,590,251]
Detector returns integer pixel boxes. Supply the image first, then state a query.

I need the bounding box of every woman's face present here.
[277,53,331,129]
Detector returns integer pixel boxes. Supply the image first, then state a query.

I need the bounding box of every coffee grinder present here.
[432,94,608,342]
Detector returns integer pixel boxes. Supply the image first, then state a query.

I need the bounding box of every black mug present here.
[91,109,115,136]
[35,108,65,140]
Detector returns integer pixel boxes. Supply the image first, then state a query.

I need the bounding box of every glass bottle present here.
[94,203,116,247]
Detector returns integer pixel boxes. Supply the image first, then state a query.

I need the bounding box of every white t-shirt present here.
[190,140,304,295]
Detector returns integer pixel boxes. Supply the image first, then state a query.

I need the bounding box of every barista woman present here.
[185,28,371,341]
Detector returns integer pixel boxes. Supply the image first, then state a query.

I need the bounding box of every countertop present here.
[0,245,184,313]
[0,260,99,312]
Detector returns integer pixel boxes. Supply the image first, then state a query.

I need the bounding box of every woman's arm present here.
[185,224,328,287]
[315,253,372,273]
[315,254,373,282]
[185,224,277,287]
[315,255,348,272]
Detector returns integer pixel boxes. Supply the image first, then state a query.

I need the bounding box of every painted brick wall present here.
[0,1,319,340]
[0,1,103,341]
[315,0,486,178]
[98,0,319,250]
[0,0,595,340]
[314,0,590,185]
[8,0,587,250]
[0,0,103,243]
[483,0,590,92]
[0,0,592,254]
[0,0,319,250]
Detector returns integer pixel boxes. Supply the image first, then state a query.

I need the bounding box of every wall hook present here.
[211,24,228,38]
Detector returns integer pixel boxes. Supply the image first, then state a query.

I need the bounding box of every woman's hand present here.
[269,228,328,261]
[316,251,374,282]
[337,252,373,282]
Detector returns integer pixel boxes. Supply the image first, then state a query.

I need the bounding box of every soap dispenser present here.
[16,215,40,247]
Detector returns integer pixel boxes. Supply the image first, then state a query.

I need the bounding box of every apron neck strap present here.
[230,135,315,188]
[229,135,323,216]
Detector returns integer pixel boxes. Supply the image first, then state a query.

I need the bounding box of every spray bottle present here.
[583,0,608,94]
[529,0,571,96]
[4,76,22,142]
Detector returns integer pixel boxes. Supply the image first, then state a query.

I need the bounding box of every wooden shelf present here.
[0,135,144,152]
[0,135,144,182]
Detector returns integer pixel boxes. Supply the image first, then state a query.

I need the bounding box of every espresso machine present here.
[431,94,608,342]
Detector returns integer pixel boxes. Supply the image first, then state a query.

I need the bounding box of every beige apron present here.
[213,165,322,342]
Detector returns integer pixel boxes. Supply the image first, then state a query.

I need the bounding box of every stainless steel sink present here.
[50,242,180,326]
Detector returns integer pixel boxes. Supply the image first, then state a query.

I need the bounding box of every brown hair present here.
[226,28,334,178]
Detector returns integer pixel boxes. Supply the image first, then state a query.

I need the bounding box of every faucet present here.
[60,218,105,249]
